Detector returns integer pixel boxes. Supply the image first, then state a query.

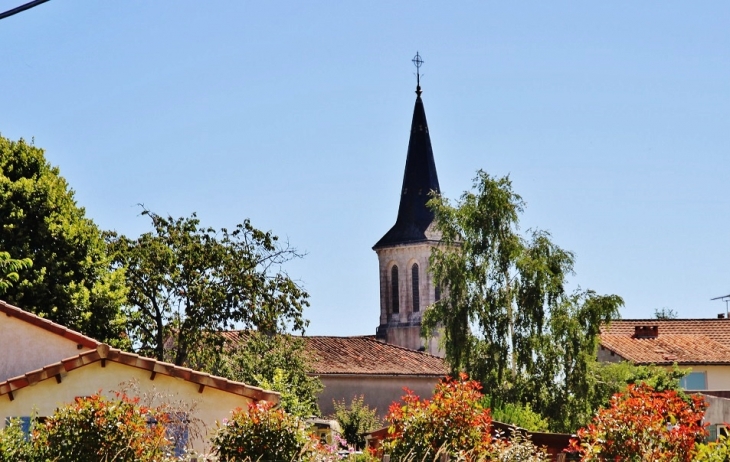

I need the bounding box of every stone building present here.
[373,81,444,356]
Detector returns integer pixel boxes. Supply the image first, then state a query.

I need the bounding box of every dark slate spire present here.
[374,84,441,249]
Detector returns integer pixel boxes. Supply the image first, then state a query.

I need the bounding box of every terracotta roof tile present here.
[303,336,447,376]
[0,344,279,403]
[0,300,100,349]
[223,332,448,376]
[600,319,730,365]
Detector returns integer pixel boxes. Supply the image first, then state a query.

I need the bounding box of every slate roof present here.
[600,319,730,365]
[222,332,448,376]
[0,343,280,403]
[373,86,441,249]
[0,299,100,349]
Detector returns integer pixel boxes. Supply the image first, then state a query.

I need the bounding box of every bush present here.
[213,401,314,461]
[695,433,730,462]
[570,383,707,462]
[39,393,173,461]
[382,373,494,461]
[331,395,380,450]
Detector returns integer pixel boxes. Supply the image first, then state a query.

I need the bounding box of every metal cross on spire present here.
[412,52,424,95]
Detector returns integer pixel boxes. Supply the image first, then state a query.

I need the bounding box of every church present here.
[300,58,449,417]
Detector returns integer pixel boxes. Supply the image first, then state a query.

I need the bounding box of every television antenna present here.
[711,293,730,318]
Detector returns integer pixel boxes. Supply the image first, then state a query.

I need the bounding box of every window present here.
[412,263,420,312]
[680,371,707,390]
[435,284,441,302]
[391,266,399,313]
[148,412,189,457]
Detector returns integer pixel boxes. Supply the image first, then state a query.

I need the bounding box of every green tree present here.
[424,170,624,432]
[0,251,32,296]
[0,135,127,344]
[331,395,380,450]
[202,331,323,417]
[108,210,310,365]
[654,307,679,319]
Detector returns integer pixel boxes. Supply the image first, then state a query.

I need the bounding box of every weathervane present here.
[412,51,424,95]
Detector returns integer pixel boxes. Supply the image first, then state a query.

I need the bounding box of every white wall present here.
[0,315,93,382]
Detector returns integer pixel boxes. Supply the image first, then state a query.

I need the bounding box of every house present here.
[0,300,279,453]
[302,335,448,419]
[599,318,730,435]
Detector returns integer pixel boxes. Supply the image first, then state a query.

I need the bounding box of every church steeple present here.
[372,54,444,357]
[373,57,441,250]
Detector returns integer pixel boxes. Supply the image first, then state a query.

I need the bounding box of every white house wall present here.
[0,314,93,382]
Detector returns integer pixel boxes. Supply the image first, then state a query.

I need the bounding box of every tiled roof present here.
[600,319,730,365]
[600,334,730,365]
[302,336,447,376]
[223,332,448,376]
[0,300,100,349]
[0,344,280,403]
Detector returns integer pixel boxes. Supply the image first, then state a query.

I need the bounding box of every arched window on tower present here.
[412,263,420,312]
[391,266,399,314]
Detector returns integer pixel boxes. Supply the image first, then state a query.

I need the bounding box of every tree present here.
[0,135,127,344]
[654,307,679,319]
[570,383,707,461]
[424,170,624,432]
[108,210,309,365]
[331,395,380,450]
[202,331,323,417]
[0,251,32,296]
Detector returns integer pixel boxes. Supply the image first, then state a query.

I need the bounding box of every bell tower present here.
[373,53,443,356]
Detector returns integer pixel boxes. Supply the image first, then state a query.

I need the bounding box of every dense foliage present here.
[0,393,174,462]
[108,210,309,365]
[424,170,624,432]
[213,401,315,461]
[570,383,707,461]
[202,331,323,417]
[331,395,381,450]
[0,135,127,344]
[0,251,31,296]
[383,373,546,461]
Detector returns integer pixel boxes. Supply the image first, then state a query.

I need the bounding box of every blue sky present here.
[1,2,729,335]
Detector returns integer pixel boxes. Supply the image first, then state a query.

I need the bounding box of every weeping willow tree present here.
[423,170,623,432]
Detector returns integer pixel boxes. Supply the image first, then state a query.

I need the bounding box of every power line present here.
[0,0,52,21]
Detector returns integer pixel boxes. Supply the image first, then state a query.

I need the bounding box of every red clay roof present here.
[600,319,730,365]
[0,344,280,403]
[223,332,448,376]
[0,300,100,349]
[302,336,448,376]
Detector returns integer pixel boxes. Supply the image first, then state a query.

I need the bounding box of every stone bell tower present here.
[373,53,443,356]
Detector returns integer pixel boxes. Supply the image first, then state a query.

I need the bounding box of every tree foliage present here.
[0,251,32,296]
[108,210,309,365]
[200,331,323,417]
[570,383,707,461]
[331,395,381,450]
[0,135,127,344]
[424,170,624,432]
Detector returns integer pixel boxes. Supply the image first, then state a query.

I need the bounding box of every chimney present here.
[633,325,659,339]
[719,314,726,319]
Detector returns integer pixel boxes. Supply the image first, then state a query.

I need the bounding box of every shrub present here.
[213,401,313,461]
[37,393,173,462]
[695,433,730,462]
[570,383,707,462]
[382,373,494,461]
[331,395,381,450]
[0,417,33,462]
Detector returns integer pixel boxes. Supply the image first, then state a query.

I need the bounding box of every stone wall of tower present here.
[375,242,443,356]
